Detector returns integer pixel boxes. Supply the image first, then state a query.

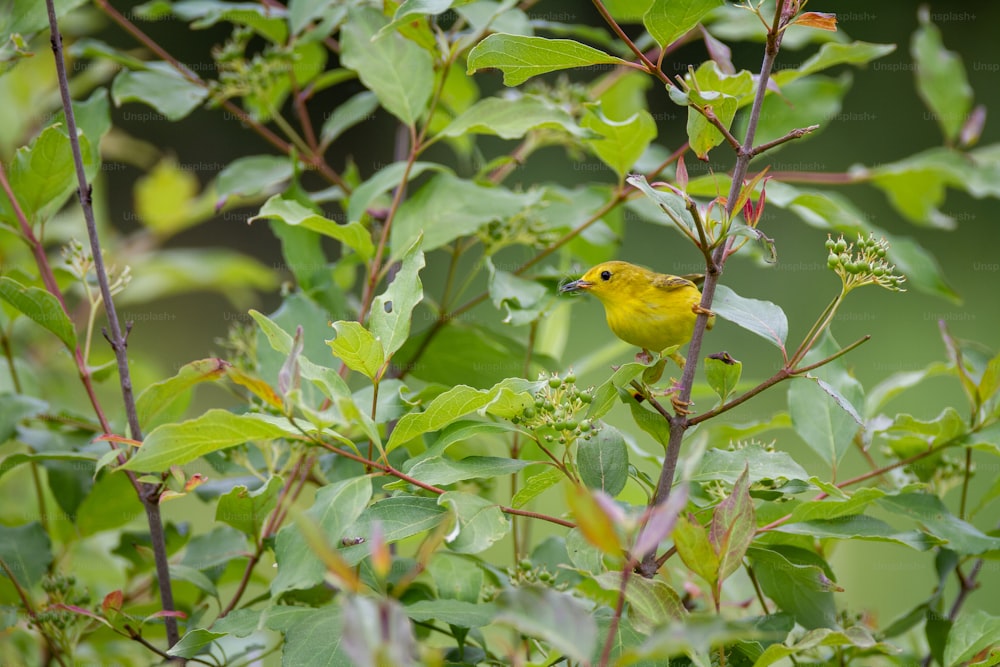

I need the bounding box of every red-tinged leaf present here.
[369,521,391,579]
[676,154,689,190]
[184,473,207,493]
[700,25,734,74]
[144,609,188,621]
[794,12,837,31]
[159,490,187,503]
[54,604,113,628]
[226,366,283,409]
[94,434,142,448]
[672,512,719,588]
[566,485,624,559]
[102,590,123,613]
[633,485,689,560]
[960,104,986,148]
[709,465,755,582]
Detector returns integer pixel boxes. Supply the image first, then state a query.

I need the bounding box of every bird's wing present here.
[652,274,697,291]
[679,273,706,287]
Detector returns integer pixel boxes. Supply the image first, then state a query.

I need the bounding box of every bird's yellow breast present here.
[599,282,701,353]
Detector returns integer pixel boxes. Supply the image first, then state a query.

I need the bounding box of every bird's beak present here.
[559,278,593,293]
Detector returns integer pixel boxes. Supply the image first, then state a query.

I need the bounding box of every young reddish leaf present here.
[633,484,689,560]
[709,465,756,583]
[102,590,123,613]
[793,12,838,31]
[566,485,624,559]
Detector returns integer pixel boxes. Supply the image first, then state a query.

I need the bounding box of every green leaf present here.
[251,194,374,259]
[748,546,838,630]
[486,258,549,326]
[790,487,888,523]
[628,398,672,448]
[691,444,808,487]
[582,104,657,179]
[338,496,447,565]
[709,466,754,583]
[216,155,293,199]
[673,513,719,588]
[511,466,564,508]
[405,454,533,487]
[643,0,723,49]
[737,74,850,151]
[467,34,628,86]
[171,0,288,42]
[122,410,293,472]
[370,237,424,358]
[587,362,647,420]
[912,7,973,143]
[705,353,741,404]
[441,94,594,140]
[272,477,372,594]
[686,94,738,158]
[3,0,89,35]
[944,610,1000,667]
[753,627,897,667]
[391,173,538,258]
[320,90,379,146]
[877,407,965,462]
[404,599,497,628]
[879,493,1000,555]
[624,173,695,232]
[496,586,597,663]
[347,161,444,224]
[438,491,510,554]
[386,379,533,451]
[76,471,143,537]
[327,321,385,381]
[0,277,76,350]
[864,362,951,416]
[249,309,351,401]
[773,41,897,87]
[135,358,230,430]
[775,515,939,551]
[166,629,226,658]
[577,424,628,497]
[216,476,284,539]
[0,523,51,589]
[787,333,863,470]
[427,551,483,603]
[0,124,92,226]
[595,572,684,634]
[169,564,219,601]
[713,284,788,350]
[111,62,208,121]
[340,7,433,125]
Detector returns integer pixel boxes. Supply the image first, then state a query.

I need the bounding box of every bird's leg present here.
[692,303,715,318]
[635,348,654,365]
[668,351,686,369]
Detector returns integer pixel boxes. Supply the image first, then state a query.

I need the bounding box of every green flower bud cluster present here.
[212,28,297,105]
[496,558,567,589]
[825,233,906,292]
[30,574,89,633]
[511,371,599,446]
[479,211,560,255]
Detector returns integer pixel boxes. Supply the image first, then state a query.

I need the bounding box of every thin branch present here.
[45,1,180,647]
[750,124,820,157]
[591,0,666,82]
[640,0,795,578]
[598,563,633,667]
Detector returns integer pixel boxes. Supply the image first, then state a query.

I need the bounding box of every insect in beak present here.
[559,278,593,293]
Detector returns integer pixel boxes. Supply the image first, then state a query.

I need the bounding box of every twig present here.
[639,0,795,578]
[45,0,180,648]
[750,124,820,157]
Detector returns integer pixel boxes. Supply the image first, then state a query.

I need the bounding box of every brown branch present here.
[750,124,820,157]
[591,0,666,83]
[45,1,180,648]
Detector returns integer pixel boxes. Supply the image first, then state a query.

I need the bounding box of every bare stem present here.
[45,0,179,647]
[639,0,795,578]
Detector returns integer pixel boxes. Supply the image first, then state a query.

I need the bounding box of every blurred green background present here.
[88,0,1000,627]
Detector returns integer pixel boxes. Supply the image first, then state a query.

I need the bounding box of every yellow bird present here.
[559,260,715,367]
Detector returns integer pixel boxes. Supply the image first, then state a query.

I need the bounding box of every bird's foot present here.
[664,381,692,416]
[692,303,715,318]
[635,349,654,365]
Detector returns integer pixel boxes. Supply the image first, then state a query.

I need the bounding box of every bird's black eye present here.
[600,270,611,281]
